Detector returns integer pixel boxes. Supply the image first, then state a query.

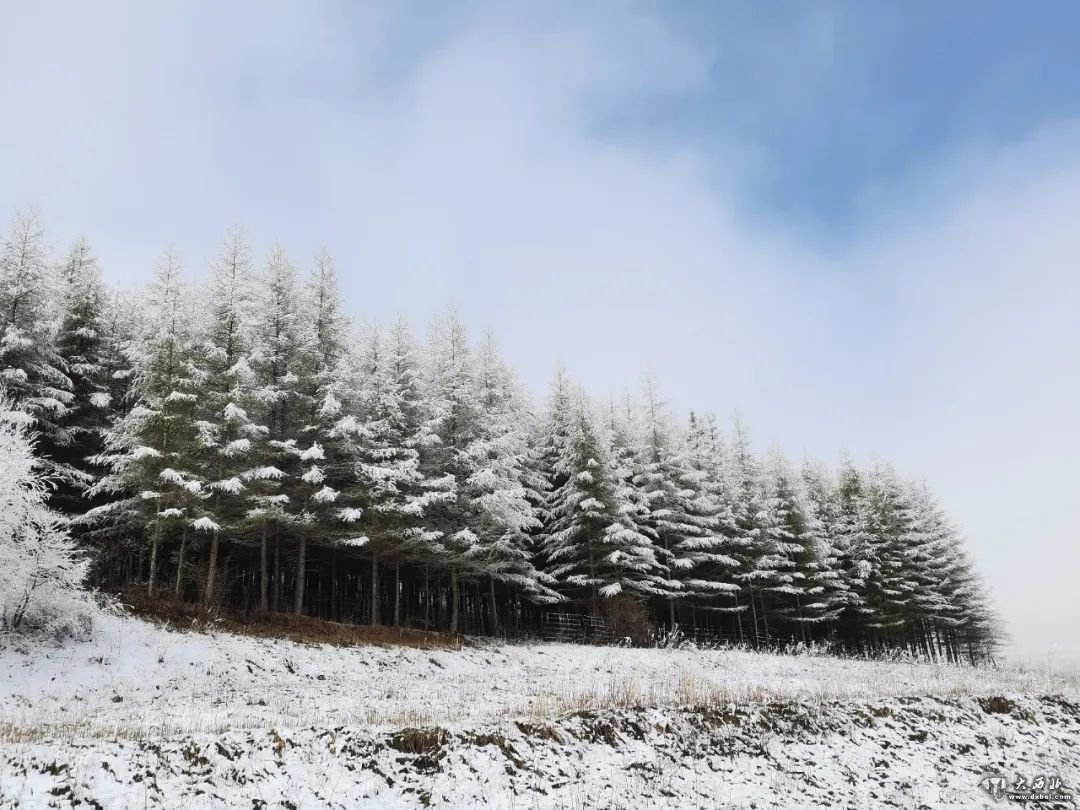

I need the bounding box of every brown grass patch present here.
[116,591,461,650]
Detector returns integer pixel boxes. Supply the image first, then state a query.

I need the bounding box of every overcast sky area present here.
[1,1,1077,662]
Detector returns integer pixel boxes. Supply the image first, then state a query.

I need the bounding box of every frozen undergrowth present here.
[1,613,1076,744]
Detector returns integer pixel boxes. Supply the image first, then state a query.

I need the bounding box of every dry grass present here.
[116,591,461,650]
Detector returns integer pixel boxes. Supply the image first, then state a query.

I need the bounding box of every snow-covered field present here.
[3,613,1077,741]
[2,614,1078,807]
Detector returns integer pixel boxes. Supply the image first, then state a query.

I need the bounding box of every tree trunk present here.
[259,522,269,613]
[668,598,676,631]
[748,582,760,647]
[174,525,187,597]
[272,531,281,611]
[148,520,161,596]
[204,529,220,606]
[424,567,432,627]
[393,565,401,627]
[795,594,807,644]
[370,551,380,626]
[294,531,306,616]
[759,592,770,643]
[489,576,500,636]
[734,591,745,644]
[587,542,598,615]
[449,568,460,634]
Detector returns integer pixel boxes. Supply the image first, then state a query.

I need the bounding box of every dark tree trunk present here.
[449,568,460,634]
[370,552,380,626]
[272,531,281,611]
[489,577,500,636]
[394,564,401,627]
[259,522,269,613]
[174,525,187,597]
[294,531,306,615]
[204,529,220,606]
[748,582,760,647]
[148,519,161,596]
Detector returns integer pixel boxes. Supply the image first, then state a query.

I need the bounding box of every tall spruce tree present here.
[797,458,847,634]
[418,308,484,632]
[85,248,207,594]
[681,411,741,617]
[46,237,112,514]
[464,332,559,629]
[196,228,265,605]
[0,211,73,463]
[630,376,710,626]
[543,385,664,609]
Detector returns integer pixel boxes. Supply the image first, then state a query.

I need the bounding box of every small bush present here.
[0,403,92,641]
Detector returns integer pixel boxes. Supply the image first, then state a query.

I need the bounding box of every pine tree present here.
[289,249,354,614]
[0,210,73,461]
[757,449,815,641]
[860,463,920,639]
[604,394,654,570]
[830,453,876,648]
[725,414,766,644]
[463,332,559,630]
[631,376,711,627]
[543,384,664,609]
[97,286,138,421]
[417,309,484,632]
[332,318,452,625]
[248,245,307,613]
[46,237,112,514]
[797,458,847,633]
[84,248,207,595]
[196,228,265,605]
[681,411,741,614]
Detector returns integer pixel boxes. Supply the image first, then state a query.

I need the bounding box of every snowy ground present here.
[2,613,1077,741]
[1,614,1078,807]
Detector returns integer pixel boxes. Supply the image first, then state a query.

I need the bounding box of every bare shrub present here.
[599,597,652,645]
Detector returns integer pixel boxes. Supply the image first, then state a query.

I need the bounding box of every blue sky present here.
[1,1,1078,660]
[632,1,1080,242]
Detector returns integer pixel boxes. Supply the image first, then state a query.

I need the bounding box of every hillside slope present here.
[1,615,1077,808]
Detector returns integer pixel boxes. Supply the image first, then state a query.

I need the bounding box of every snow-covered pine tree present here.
[829,454,877,649]
[463,332,559,631]
[287,249,356,614]
[334,322,392,623]
[905,482,998,661]
[680,411,742,619]
[543,383,664,610]
[416,308,486,632]
[604,394,654,566]
[97,286,139,421]
[537,364,575,496]
[797,458,848,633]
[756,449,815,642]
[45,237,113,514]
[0,210,73,463]
[0,400,89,636]
[630,375,712,628]
[246,245,313,613]
[724,414,767,644]
[331,317,453,625]
[534,366,575,589]
[195,228,266,605]
[860,463,921,644]
[381,316,456,622]
[83,247,207,595]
